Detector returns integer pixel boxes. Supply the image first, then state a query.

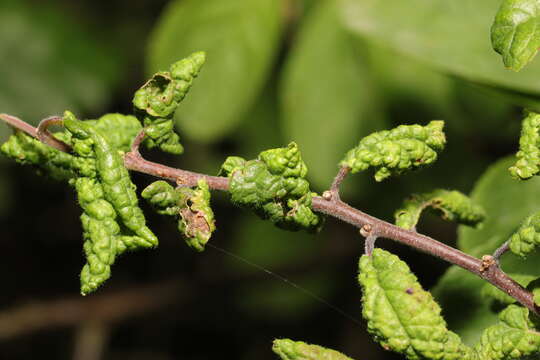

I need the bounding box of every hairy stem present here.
[2,117,538,315]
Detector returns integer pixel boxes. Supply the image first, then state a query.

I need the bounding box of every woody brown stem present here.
[1,116,538,315]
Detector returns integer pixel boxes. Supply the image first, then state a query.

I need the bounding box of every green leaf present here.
[0,0,121,122]
[509,110,540,180]
[475,305,540,359]
[394,189,485,230]
[358,249,474,360]
[272,339,353,360]
[281,0,386,190]
[148,0,283,142]
[339,0,540,94]
[491,0,540,71]
[341,121,446,182]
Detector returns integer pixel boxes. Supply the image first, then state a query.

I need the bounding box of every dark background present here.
[0,0,530,359]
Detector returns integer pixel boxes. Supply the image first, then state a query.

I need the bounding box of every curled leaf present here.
[341,121,446,181]
[86,113,142,153]
[133,52,206,154]
[272,339,353,360]
[225,143,323,232]
[218,156,246,177]
[491,0,540,71]
[475,304,540,359]
[177,179,215,252]
[358,248,474,360]
[141,180,180,216]
[394,189,485,230]
[508,211,540,256]
[509,110,540,180]
[1,130,95,180]
[64,112,158,248]
[74,177,120,295]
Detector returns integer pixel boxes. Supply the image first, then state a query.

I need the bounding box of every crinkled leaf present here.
[0,0,121,122]
[177,179,215,252]
[64,112,158,248]
[341,121,446,181]
[475,305,540,359]
[509,110,540,180]
[358,248,474,360]
[148,0,282,142]
[280,0,385,190]
[272,339,353,360]
[508,210,540,256]
[86,113,142,153]
[141,180,180,216]
[133,52,206,154]
[339,0,540,94]
[1,130,96,180]
[394,189,485,230]
[491,0,540,71]
[226,143,323,232]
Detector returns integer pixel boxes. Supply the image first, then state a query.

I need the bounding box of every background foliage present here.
[0,0,538,359]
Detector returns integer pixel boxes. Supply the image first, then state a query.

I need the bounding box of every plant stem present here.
[2,117,537,315]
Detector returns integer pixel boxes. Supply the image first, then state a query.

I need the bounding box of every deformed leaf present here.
[74,177,120,295]
[64,112,158,248]
[272,339,353,360]
[509,110,540,180]
[508,210,540,256]
[358,248,474,360]
[225,143,323,232]
[133,52,206,154]
[394,189,485,230]
[475,305,540,359]
[491,0,540,71]
[141,180,180,216]
[177,179,216,252]
[341,121,446,181]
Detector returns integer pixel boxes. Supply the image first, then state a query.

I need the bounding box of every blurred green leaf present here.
[281,0,386,191]
[226,214,319,272]
[148,0,283,142]
[236,270,335,321]
[434,156,540,344]
[340,0,540,94]
[0,0,121,123]
[432,267,497,345]
[491,0,540,72]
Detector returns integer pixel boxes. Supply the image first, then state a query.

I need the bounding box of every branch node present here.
[329,166,350,201]
[322,191,332,201]
[480,255,497,272]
